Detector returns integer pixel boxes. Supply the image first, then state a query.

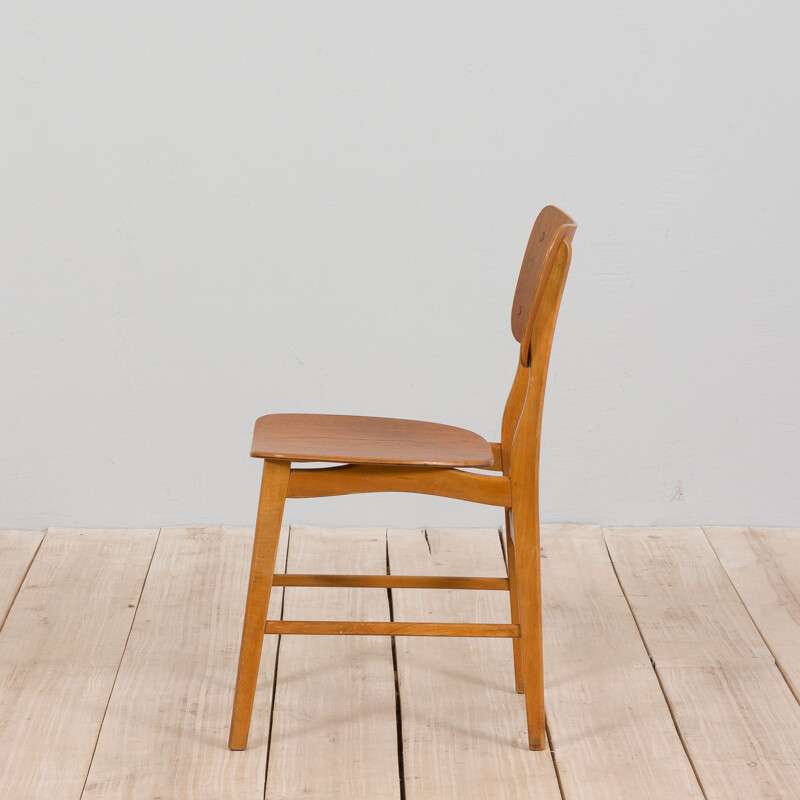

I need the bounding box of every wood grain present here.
[388,528,561,800]
[540,524,703,799]
[504,511,525,693]
[287,464,511,506]
[0,529,44,631]
[705,526,800,700]
[240,206,577,753]
[265,526,400,800]
[0,528,158,800]
[606,526,800,799]
[6,524,799,799]
[251,413,493,466]
[82,526,288,800]
[510,205,576,365]
[488,441,503,470]
[229,459,290,749]
[265,620,518,637]
[273,573,509,590]
[507,237,575,748]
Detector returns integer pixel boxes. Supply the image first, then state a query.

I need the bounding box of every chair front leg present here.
[229,459,290,751]
[504,508,525,694]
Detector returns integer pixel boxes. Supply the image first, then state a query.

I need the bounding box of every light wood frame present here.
[229,207,576,752]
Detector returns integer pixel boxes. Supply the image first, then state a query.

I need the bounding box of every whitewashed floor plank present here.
[7,524,799,799]
[705,526,800,701]
[0,528,158,800]
[0,529,44,631]
[82,526,287,800]
[388,528,561,800]
[606,526,800,800]
[540,524,703,799]
[265,525,400,800]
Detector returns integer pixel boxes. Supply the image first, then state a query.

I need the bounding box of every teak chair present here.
[229,206,576,751]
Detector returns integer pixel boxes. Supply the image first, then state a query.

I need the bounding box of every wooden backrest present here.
[510,206,577,367]
[501,208,576,476]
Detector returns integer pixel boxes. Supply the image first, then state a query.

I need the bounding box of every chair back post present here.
[501,208,576,491]
[508,237,573,488]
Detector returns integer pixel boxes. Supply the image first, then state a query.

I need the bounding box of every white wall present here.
[2,2,799,530]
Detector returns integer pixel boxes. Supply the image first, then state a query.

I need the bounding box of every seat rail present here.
[286,464,512,506]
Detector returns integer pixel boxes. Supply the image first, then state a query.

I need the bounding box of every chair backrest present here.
[500,206,576,478]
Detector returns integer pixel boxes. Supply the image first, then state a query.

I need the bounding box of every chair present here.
[228,206,577,751]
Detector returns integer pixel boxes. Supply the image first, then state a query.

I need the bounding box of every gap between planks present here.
[541,525,703,800]
[704,526,800,707]
[5,525,800,800]
[605,526,800,800]
[265,525,400,800]
[0,528,159,800]
[389,527,562,800]
[82,526,289,800]
[79,527,161,800]
[267,526,562,800]
[0,530,45,634]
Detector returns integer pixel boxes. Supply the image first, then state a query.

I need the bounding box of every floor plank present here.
[82,526,288,800]
[0,528,158,800]
[7,524,800,799]
[705,526,800,702]
[265,525,400,800]
[388,528,561,800]
[606,526,800,800]
[540,524,703,799]
[0,529,44,631]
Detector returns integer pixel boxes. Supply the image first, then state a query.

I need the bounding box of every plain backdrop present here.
[2,2,799,530]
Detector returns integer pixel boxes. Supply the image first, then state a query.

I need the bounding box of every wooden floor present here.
[2,525,800,799]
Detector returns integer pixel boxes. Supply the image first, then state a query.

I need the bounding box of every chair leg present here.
[229,459,290,751]
[505,508,525,694]
[510,497,546,750]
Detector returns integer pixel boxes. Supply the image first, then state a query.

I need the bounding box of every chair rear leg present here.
[505,508,525,694]
[229,459,290,751]
[509,498,546,750]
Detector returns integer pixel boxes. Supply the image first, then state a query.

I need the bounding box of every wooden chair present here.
[229,206,577,751]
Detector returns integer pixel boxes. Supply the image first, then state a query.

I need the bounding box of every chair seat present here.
[251,413,494,467]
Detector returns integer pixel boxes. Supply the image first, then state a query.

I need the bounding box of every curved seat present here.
[251,413,493,467]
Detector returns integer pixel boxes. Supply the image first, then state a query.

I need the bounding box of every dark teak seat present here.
[229,205,577,751]
[251,413,494,467]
